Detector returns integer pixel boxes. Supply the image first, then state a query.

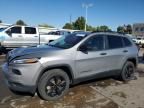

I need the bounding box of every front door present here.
[75,35,109,78]
[4,26,23,48]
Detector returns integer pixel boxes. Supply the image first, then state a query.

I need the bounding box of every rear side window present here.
[123,37,132,47]
[10,27,21,34]
[107,35,123,49]
[25,27,36,34]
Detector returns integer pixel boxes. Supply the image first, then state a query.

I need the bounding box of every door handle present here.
[123,50,128,53]
[100,53,107,55]
[34,36,38,37]
[18,35,22,37]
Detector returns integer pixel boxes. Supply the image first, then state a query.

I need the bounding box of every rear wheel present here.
[120,61,135,81]
[142,44,144,48]
[38,69,70,100]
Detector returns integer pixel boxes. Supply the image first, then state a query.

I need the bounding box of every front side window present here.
[25,27,36,34]
[84,35,104,51]
[107,35,123,49]
[8,27,21,34]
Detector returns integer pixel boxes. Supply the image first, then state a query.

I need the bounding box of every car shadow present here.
[70,76,122,89]
[138,56,144,64]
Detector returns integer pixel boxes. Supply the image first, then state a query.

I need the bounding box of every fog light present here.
[12,69,21,75]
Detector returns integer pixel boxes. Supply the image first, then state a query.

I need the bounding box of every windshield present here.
[48,33,87,49]
[0,27,7,32]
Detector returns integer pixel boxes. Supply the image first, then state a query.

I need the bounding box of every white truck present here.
[0,25,70,54]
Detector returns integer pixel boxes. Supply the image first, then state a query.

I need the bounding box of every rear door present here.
[105,35,125,71]
[23,27,39,46]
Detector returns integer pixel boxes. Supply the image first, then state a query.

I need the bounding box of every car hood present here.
[7,45,62,61]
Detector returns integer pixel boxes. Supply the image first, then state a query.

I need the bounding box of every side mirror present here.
[78,44,88,53]
[6,30,12,36]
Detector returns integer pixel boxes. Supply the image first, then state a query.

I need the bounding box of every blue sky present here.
[0,0,144,30]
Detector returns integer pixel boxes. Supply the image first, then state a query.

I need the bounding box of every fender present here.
[36,64,75,86]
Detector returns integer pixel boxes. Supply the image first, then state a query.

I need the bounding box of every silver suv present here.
[2,32,138,100]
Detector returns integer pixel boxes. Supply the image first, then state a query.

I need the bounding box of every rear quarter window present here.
[123,37,132,47]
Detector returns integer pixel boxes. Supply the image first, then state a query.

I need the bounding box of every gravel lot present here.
[0,49,144,108]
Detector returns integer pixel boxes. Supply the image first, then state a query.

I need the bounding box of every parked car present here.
[48,30,71,35]
[72,31,90,35]
[135,37,144,47]
[47,30,71,42]
[0,25,68,54]
[2,32,138,100]
[130,37,137,43]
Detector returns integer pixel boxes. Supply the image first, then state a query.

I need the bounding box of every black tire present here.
[142,44,144,48]
[0,46,2,55]
[120,61,135,81]
[0,46,7,55]
[38,69,70,101]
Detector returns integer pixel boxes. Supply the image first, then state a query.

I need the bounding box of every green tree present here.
[126,24,132,34]
[117,24,132,34]
[63,23,73,29]
[86,25,96,31]
[95,25,111,32]
[38,24,54,28]
[117,26,125,33]
[0,20,2,23]
[16,20,27,26]
[73,16,85,30]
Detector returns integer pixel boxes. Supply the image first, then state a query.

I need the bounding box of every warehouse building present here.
[133,23,144,37]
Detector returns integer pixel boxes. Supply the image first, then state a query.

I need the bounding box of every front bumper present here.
[2,62,42,93]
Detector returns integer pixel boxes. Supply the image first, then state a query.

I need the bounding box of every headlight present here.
[12,58,39,64]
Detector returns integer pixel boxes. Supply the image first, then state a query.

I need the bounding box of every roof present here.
[90,31,126,36]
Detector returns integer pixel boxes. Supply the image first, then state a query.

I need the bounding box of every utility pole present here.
[70,15,72,24]
[82,3,93,31]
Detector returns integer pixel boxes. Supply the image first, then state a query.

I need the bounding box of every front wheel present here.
[120,61,135,81]
[0,46,7,55]
[38,69,70,101]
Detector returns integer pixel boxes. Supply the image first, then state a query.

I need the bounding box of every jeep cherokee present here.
[2,32,138,100]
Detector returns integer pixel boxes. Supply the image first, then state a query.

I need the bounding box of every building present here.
[133,23,144,37]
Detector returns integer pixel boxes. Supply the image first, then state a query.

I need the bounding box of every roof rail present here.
[91,31,126,35]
